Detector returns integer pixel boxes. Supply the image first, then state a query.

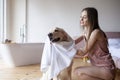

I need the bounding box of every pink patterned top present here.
[88,38,116,70]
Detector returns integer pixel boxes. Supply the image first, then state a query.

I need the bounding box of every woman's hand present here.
[74,49,85,58]
[76,49,85,56]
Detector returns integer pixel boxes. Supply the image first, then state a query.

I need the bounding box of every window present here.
[0,0,6,43]
[0,0,3,42]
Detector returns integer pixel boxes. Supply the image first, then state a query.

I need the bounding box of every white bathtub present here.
[0,43,44,67]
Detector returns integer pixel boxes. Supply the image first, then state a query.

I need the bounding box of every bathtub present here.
[0,43,44,67]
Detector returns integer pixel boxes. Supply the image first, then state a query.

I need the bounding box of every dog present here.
[48,27,73,80]
[48,27,69,42]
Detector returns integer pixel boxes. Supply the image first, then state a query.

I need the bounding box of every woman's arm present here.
[75,35,84,44]
[76,29,101,56]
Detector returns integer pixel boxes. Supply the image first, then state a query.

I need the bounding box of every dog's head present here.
[48,27,69,42]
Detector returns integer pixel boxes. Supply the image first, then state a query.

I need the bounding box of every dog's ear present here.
[61,30,69,41]
[55,27,63,30]
[49,27,58,32]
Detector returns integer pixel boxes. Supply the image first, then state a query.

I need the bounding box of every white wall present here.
[10,0,26,42]
[8,0,120,43]
[7,0,26,43]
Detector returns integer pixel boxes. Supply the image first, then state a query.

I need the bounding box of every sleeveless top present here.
[83,34,115,70]
[88,40,115,69]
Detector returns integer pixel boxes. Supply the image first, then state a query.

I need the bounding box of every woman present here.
[74,7,116,80]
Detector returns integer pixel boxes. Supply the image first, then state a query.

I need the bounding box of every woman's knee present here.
[74,70,86,79]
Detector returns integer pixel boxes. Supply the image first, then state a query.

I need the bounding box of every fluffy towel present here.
[40,36,76,80]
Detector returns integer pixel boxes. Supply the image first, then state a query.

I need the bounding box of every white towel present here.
[40,36,76,80]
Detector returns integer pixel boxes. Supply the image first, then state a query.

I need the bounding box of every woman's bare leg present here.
[74,66,114,80]
[78,73,104,80]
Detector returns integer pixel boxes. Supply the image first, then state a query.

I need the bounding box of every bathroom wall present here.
[6,0,26,43]
[7,0,120,43]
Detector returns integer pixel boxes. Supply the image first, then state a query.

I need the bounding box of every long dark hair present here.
[82,7,107,40]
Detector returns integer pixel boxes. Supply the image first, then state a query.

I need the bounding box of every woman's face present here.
[80,10,89,27]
